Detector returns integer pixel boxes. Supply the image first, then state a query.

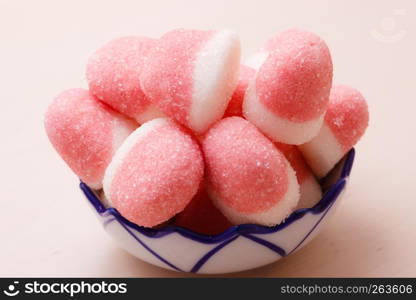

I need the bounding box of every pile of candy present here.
[44,28,369,235]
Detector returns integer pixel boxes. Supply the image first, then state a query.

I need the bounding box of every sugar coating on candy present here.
[203,117,299,226]
[296,176,322,209]
[141,29,240,133]
[243,78,324,145]
[191,30,240,131]
[243,29,332,144]
[203,117,287,213]
[174,184,232,235]
[224,64,256,117]
[103,118,204,227]
[274,142,322,209]
[44,88,137,189]
[299,85,369,177]
[87,36,163,123]
[274,142,311,183]
[243,35,282,70]
[325,85,369,151]
[141,30,212,125]
[298,123,343,178]
[256,28,332,122]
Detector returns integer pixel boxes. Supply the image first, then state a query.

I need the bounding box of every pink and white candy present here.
[299,85,369,177]
[103,118,204,227]
[202,117,300,226]
[243,29,333,145]
[173,183,233,235]
[141,29,241,133]
[223,64,256,117]
[44,88,137,189]
[244,33,283,69]
[274,143,322,209]
[87,36,164,124]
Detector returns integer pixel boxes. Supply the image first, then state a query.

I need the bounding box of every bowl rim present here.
[80,148,355,244]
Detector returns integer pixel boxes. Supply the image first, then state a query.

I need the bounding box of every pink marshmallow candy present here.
[103,118,204,227]
[202,117,300,226]
[223,64,256,117]
[274,143,322,209]
[243,29,333,145]
[300,85,369,177]
[44,88,137,189]
[245,30,294,69]
[87,36,164,124]
[140,29,241,134]
[173,183,233,235]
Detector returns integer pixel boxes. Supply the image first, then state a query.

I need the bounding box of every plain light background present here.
[1,0,415,277]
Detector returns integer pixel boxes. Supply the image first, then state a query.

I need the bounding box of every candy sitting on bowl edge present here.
[80,148,355,274]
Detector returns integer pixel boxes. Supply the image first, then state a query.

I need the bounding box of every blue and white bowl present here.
[81,149,355,274]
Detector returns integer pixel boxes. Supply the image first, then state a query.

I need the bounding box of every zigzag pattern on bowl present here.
[80,149,355,273]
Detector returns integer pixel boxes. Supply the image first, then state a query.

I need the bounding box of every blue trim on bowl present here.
[341,148,355,178]
[190,235,239,273]
[82,183,106,213]
[80,149,355,272]
[80,148,355,245]
[103,217,116,228]
[118,220,181,272]
[288,179,345,255]
[241,234,286,257]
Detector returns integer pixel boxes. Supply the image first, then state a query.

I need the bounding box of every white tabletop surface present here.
[1,0,415,277]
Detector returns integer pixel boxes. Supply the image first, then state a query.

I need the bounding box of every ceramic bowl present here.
[80,149,355,274]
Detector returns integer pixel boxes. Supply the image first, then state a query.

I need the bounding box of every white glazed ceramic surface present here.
[81,149,355,274]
